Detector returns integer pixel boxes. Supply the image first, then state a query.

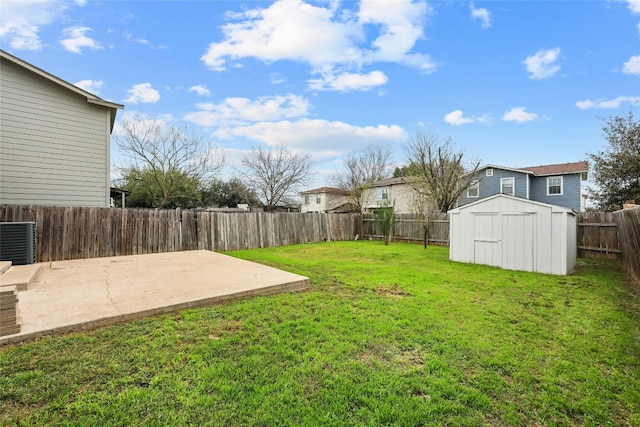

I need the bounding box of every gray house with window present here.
[458,161,588,212]
[0,50,123,207]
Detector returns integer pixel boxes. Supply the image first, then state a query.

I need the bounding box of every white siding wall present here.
[0,59,111,207]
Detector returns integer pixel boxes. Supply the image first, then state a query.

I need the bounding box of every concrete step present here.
[0,262,11,274]
[0,263,43,292]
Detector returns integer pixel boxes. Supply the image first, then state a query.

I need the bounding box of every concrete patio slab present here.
[0,250,309,345]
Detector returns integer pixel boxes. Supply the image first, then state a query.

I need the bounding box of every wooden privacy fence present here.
[362,213,450,246]
[0,205,359,262]
[577,212,621,260]
[612,207,640,284]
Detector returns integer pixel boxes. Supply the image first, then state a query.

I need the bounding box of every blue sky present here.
[1,0,639,189]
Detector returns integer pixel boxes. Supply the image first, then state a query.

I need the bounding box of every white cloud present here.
[60,26,102,54]
[522,47,561,79]
[470,3,491,28]
[575,95,640,109]
[443,110,491,125]
[202,0,362,71]
[0,0,65,50]
[123,31,149,45]
[622,0,640,32]
[189,85,211,96]
[502,107,538,122]
[185,94,310,126]
[74,79,104,94]
[624,0,640,14]
[622,55,640,75]
[200,0,436,88]
[358,0,435,71]
[212,118,407,154]
[444,110,474,125]
[308,70,388,91]
[270,73,286,84]
[124,83,161,104]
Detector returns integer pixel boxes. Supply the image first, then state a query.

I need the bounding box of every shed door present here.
[473,213,501,267]
[501,213,535,272]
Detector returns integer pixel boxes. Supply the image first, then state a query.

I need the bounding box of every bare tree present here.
[404,131,480,213]
[330,144,393,212]
[240,145,314,211]
[408,192,440,249]
[114,114,225,208]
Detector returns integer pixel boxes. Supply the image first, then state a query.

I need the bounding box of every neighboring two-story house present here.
[361,177,418,214]
[301,187,353,213]
[458,161,589,212]
[0,50,123,207]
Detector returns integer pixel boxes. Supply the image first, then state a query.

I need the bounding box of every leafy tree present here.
[240,146,314,211]
[588,110,640,211]
[114,114,225,208]
[201,178,261,208]
[403,131,480,213]
[122,167,201,208]
[373,199,395,245]
[392,165,413,178]
[330,145,393,212]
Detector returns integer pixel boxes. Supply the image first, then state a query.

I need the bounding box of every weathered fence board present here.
[577,212,620,260]
[613,206,640,285]
[0,205,360,262]
[362,213,450,246]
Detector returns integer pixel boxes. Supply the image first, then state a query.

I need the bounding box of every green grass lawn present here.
[1,241,639,426]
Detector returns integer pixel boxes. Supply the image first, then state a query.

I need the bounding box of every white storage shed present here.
[448,194,577,275]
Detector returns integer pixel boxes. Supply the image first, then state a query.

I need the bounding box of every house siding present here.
[0,58,110,207]
[458,169,529,206]
[362,182,416,214]
[301,191,348,213]
[529,174,582,212]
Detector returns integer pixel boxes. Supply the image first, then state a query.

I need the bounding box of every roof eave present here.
[1,49,124,132]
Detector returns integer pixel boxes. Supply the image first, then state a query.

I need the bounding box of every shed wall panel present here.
[449,195,576,275]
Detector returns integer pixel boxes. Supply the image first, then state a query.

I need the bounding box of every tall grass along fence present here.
[577,212,621,260]
[362,213,450,246]
[612,206,640,284]
[0,205,359,262]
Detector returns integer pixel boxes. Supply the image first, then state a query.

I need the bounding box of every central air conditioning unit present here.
[0,222,37,265]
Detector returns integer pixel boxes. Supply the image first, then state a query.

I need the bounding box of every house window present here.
[547,176,563,195]
[316,194,321,204]
[375,187,388,201]
[467,181,479,198]
[304,194,309,204]
[500,177,514,195]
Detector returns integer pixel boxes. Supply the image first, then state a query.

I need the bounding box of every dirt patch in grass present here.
[375,284,412,297]
[207,319,243,340]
